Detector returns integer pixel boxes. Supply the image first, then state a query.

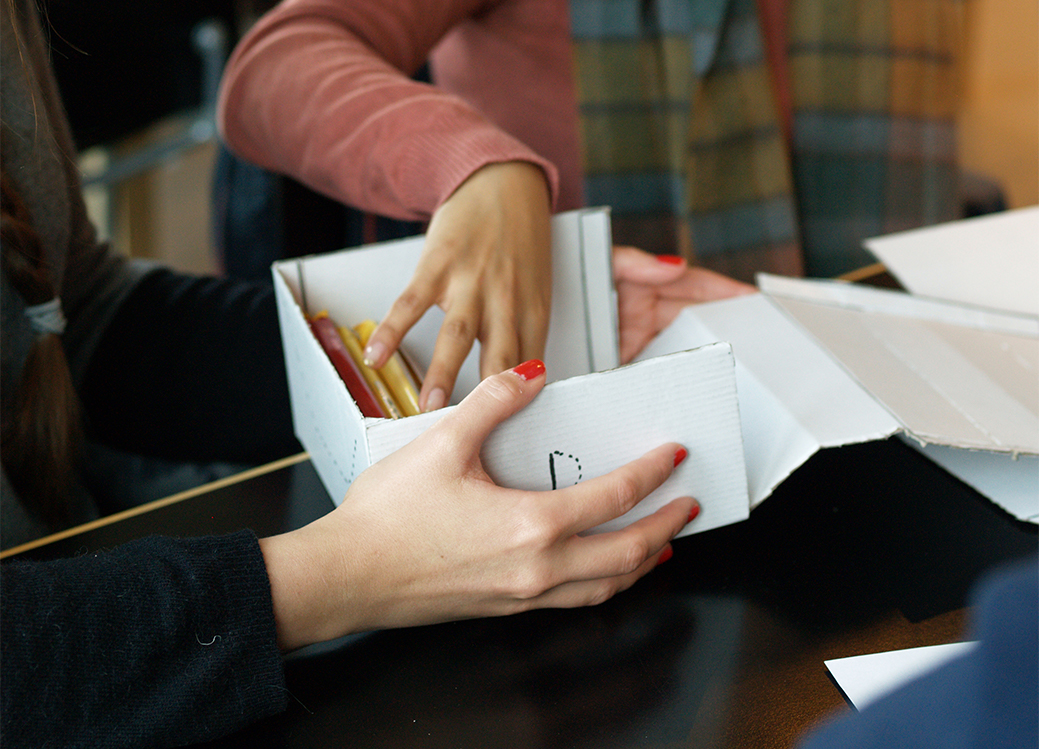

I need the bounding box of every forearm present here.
[258,523,360,652]
[217,0,561,220]
[0,532,286,748]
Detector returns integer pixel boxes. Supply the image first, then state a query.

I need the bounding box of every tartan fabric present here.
[572,0,964,281]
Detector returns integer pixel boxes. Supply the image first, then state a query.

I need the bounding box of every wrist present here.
[259,524,361,652]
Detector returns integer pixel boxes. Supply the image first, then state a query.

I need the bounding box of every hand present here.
[362,162,553,411]
[259,360,698,651]
[613,246,756,363]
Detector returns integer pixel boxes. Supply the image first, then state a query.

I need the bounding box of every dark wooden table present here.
[10,436,1036,748]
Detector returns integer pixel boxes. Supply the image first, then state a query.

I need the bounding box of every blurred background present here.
[51,0,1037,277]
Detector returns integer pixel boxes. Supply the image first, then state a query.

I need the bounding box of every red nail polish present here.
[511,359,545,381]
[656,545,673,566]
[687,504,700,523]
[656,254,684,265]
[673,447,688,467]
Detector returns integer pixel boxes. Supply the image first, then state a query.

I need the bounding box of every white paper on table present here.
[825,641,978,710]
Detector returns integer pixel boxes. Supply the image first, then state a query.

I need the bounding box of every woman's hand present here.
[613,246,757,363]
[259,360,698,651]
[362,162,553,411]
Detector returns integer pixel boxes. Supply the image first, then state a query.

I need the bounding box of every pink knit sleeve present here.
[217,0,576,221]
[429,0,585,211]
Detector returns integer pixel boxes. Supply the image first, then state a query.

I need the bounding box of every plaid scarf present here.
[572,0,964,281]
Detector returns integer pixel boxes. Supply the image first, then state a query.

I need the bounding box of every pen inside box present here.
[307,310,422,418]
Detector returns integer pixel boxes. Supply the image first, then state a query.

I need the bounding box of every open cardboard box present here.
[273,208,750,537]
[639,208,1039,523]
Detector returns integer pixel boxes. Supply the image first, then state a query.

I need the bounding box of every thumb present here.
[439,359,548,448]
[612,245,687,285]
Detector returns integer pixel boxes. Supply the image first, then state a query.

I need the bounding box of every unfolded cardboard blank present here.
[640,274,1038,522]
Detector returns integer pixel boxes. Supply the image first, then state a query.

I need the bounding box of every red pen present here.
[308,312,386,418]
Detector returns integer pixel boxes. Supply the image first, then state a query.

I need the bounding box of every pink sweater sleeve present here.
[217,0,584,222]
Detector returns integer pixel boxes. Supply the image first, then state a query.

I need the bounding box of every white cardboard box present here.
[273,208,750,537]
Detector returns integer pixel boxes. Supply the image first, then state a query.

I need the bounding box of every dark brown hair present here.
[1,171,82,526]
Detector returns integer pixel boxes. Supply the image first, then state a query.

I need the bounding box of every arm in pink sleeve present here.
[429,0,585,211]
[217,0,576,221]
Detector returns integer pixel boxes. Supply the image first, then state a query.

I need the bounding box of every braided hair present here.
[1,171,82,526]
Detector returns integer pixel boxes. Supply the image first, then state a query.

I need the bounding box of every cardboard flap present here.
[864,206,1039,317]
[899,438,1039,523]
[367,343,750,537]
[273,269,373,502]
[759,274,1039,455]
[637,294,899,506]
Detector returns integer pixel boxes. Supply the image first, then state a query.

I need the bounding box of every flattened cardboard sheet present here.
[640,275,1038,521]
[636,294,898,506]
[760,275,1039,455]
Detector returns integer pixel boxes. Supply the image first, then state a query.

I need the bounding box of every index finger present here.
[365,280,438,370]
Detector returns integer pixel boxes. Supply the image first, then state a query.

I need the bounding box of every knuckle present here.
[392,289,427,316]
[509,504,558,548]
[507,563,553,601]
[425,421,468,459]
[499,509,560,600]
[428,232,465,260]
[584,580,619,607]
[489,302,518,330]
[442,316,475,344]
[525,297,550,328]
[609,473,643,516]
[480,373,522,405]
[483,353,515,378]
[619,537,651,576]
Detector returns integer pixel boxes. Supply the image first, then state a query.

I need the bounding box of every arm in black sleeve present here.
[1,530,288,748]
[79,269,301,465]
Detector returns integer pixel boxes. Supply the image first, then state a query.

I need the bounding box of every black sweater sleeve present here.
[1,530,288,748]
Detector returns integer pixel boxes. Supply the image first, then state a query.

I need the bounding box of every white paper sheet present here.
[825,642,978,710]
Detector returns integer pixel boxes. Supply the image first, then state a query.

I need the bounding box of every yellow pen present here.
[338,325,404,419]
[353,319,422,417]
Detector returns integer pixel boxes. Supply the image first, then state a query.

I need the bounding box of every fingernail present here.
[656,254,684,265]
[656,545,674,567]
[511,359,545,381]
[423,387,447,412]
[363,340,386,368]
[673,447,688,467]
[687,504,700,524]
